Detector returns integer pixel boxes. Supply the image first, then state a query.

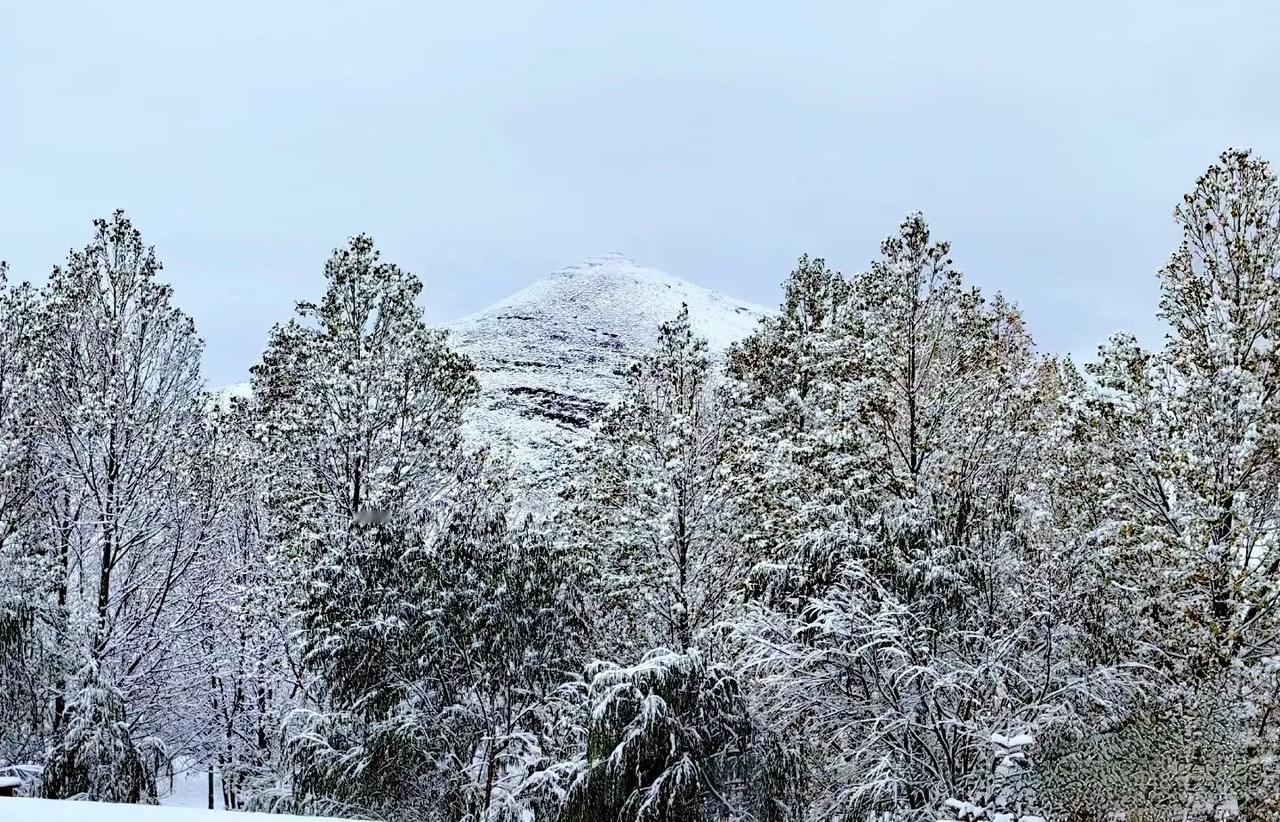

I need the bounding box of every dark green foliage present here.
[562,649,801,822]
[42,670,159,803]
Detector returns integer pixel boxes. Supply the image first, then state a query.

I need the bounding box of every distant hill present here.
[446,253,770,495]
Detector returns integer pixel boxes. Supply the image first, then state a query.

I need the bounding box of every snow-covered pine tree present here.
[249,236,587,822]
[421,460,588,822]
[552,647,800,822]
[1044,149,1280,820]
[738,215,1121,820]
[251,235,486,818]
[0,264,55,766]
[724,256,872,604]
[33,212,209,802]
[253,235,475,693]
[562,305,741,656]
[534,307,800,822]
[41,665,159,803]
[1043,338,1169,676]
[848,213,1062,628]
[265,454,582,822]
[1153,149,1280,682]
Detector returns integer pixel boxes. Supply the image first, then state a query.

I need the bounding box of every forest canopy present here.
[1,149,1278,821]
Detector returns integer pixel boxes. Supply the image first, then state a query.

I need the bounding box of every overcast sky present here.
[3,1,1278,386]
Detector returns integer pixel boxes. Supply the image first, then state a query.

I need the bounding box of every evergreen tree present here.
[555,648,799,822]
[1045,149,1280,819]
[271,459,585,822]
[737,215,1122,820]
[41,666,159,803]
[563,306,740,656]
[725,257,871,603]
[252,234,476,817]
[0,264,55,766]
[253,235,588,821]
[1155,148,1280,679]
[424,463,588,822]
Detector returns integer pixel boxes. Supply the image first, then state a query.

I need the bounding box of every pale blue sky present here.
[3,1,1278,385]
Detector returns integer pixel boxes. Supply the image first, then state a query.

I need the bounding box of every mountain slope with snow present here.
[213,254,771,496]
[446,253,770,493]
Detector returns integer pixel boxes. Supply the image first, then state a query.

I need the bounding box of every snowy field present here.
[0,768,268,821]
[0,798,337,821]
[154,758,226,810]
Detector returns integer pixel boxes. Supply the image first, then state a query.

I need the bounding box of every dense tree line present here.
[1,149,1279,820]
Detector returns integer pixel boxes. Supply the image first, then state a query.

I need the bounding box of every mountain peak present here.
[547,252,678,287]
[561,251,641,270]
[447,260,771,498]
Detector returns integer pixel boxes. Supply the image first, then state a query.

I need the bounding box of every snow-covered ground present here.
[0,798,338,821]
[0,762,244,820]
[155,759,225,810]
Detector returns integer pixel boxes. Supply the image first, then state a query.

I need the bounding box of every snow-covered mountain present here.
[446,253,770,490]
[212,254,771,493]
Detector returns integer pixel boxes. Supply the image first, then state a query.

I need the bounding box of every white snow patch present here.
[0,797,341,821]
[156,760,226,810]
[206,381,251,413]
